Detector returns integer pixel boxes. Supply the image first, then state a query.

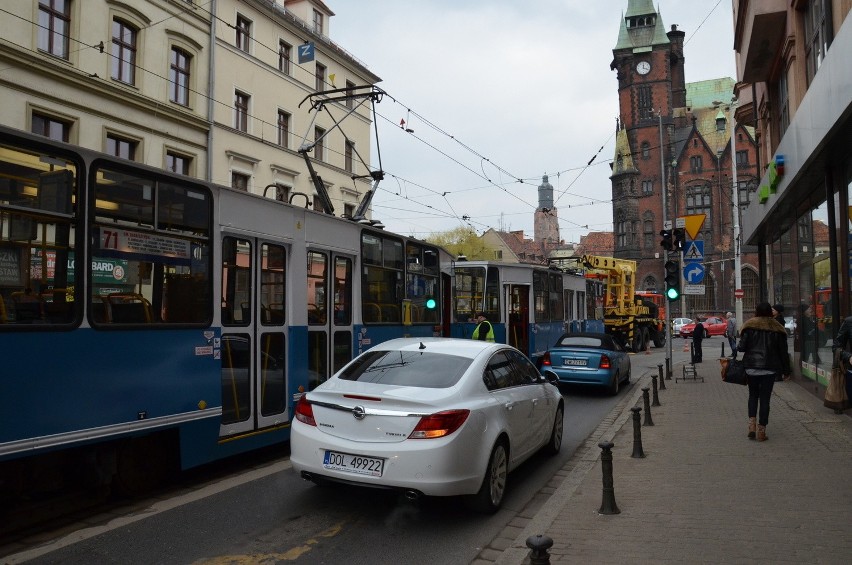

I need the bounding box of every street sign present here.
[664,220,672,230]
[684,284,705,295]
[684,240,704,261]
[684,263,705,284]
[675,217,686,228]
[683,214,707,240]
[734,288,744,298]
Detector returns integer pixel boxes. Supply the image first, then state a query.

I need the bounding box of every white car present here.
[672,318,692,336]
[290,337,564,513]
[784,316,797,336]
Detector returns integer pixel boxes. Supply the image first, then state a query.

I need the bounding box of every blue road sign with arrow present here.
[684,263,705,284]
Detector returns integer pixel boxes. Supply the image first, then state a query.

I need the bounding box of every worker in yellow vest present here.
[472,311,495,342]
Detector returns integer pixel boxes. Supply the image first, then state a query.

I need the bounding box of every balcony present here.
[734,0,787,83]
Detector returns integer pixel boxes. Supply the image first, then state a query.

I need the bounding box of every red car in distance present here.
[679,316,727,338]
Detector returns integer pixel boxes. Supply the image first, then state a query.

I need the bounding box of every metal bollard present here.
[526,534,554,565]
[642,387,654,426]
[658,363,666,390]
[598,441,620,514]
[651,374,661,406]
[666,357,672,380]
[630,407,645,458]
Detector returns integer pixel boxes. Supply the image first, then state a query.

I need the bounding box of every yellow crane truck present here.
[580,255,667,352]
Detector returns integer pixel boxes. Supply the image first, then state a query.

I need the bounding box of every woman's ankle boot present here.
[748,417,756,439]
[757,424,767,442]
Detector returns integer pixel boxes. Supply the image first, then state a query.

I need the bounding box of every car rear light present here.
[599,354,611,369]
[541,352,552,366]
[294,395,316,426]
[409,409,470,439]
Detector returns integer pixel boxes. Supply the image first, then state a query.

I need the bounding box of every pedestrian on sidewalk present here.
[725,312,737,358]
[737,302,791,441]
[692,319,706,363]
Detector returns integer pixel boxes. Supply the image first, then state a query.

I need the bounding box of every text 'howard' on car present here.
[539,332,631,396]
[289,337,565,513]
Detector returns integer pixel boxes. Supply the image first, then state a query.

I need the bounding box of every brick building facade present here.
[610,0,760,318]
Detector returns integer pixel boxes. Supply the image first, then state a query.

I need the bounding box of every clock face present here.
[636,61,651,75]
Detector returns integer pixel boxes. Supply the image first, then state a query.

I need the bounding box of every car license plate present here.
[563,358,587,366]
[323,450,384,477]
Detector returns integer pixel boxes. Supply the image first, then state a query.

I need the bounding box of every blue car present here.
[539,332,631,395]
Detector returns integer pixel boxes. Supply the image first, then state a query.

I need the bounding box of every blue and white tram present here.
[445,260,588,364]
[0,125,448,496]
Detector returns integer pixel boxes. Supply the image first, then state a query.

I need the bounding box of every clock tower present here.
[610,0,685,292]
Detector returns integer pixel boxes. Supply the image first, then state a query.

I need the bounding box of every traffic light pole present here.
[659,111,672,379]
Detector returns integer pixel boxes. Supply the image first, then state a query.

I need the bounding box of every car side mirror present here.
[543,373,559,387]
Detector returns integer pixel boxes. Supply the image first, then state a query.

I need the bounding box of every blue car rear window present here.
[339,350,473,388]
[558,337,604,348]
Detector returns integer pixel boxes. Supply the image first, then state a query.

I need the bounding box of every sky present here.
[331,0,736,244]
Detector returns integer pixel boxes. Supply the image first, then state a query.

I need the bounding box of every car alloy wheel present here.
[467,440,508,513]
[543,405,564,455]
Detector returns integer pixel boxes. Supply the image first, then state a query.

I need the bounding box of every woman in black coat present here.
[737,302,791,441]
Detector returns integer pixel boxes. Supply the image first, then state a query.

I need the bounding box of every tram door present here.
[507,284,530,356]
[220,236,288,436]
[307,250,354,390]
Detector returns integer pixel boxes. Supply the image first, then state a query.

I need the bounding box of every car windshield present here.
[557,336,605,348]
[338,350,473,388]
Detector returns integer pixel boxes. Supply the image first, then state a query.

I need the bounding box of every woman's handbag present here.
[720,357,748,385]
[823,364,849,412]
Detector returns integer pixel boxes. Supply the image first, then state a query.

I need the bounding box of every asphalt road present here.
[6,344,695,565]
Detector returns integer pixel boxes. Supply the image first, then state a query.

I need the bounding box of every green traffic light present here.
[425,298,437,309]
[666,287,680,300]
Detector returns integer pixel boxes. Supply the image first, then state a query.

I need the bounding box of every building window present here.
[277,110,290,148]
[637,86,652,120]
[170,47,191,106]
[737,179,753,206]
[234,91,249,132]
[343,203,355,218]
[106,134,137,160]
[232,172,249,192]
[236,15,251,53]
[111,19,137,84]
[38,0,71,59]
[642,180,653,195]
[689,155,703,173]
[345,140,354,173]
[345,80,356,109]
[315,62,326,91]
[279,40,291,74]
[685,183,712,243]
[314,127,325,161]
[31,112,70,142]
[166,152,190,175]
[804,0,828,85]
[777,69,790,136]
[313,9,324,34]
[641,141,650,159]
[736,150,749,168]
[643,220,654,249]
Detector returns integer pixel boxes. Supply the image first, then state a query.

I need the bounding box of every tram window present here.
[333,256,351,325]
[222,237,251,326]
[453,266,485,322]
[90,166,211,326]
[260,332,286,416]
[261,244,285,326]
[533,271,548,323]
[485,265,500,322]
[360,232,404,324]
[0,142,78,327]
[550,273,564,321]
[307,250,327,325]
[221,333,251,424]
[405,243,439,324]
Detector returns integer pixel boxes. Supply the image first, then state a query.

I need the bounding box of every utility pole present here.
[731,98,743,329]
[659,111,672,378]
